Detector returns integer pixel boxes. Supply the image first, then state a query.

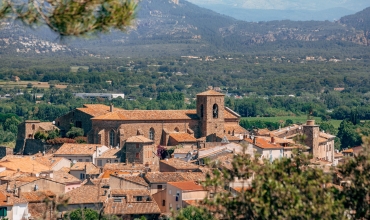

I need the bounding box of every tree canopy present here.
[0,0,137,37]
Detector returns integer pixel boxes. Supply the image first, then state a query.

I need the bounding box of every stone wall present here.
[125,143,158,165]
[0,146,13,159]
[90,119,200,147]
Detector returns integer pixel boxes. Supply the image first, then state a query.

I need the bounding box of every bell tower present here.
[196,90,225,138]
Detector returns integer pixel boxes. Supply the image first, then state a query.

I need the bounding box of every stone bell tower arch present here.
[196,90,225,138]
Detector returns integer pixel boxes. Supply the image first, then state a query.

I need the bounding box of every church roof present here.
[169,133,197,143]
[197,90,224,96]
[76,104,122,117]
[92,110,198,121]
[92,109,238,121]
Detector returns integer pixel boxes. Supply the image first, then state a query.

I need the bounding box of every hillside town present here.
[0,90,356,219]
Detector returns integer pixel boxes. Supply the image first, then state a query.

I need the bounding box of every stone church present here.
[55,90,247,148]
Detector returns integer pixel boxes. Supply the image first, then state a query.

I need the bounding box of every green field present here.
[243,116,342,129]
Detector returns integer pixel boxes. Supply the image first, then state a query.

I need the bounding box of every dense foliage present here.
[176,140,370,219]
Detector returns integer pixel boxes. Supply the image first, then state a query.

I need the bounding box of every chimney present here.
[253,137,257,144]
[271,136,275,144]
[110,103,114,112]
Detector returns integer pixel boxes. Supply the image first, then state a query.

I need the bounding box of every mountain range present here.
[0,0,370,58]
[188,0,370,21]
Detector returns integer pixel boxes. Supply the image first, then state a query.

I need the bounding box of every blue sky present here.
[187,0,370,11]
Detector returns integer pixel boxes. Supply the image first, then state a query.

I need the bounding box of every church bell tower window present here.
[109,130,115,147]
[213,104,218,119]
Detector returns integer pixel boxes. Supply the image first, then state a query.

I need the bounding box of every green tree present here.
[194,152,344,219]
[338,136,370,219]
[34,131,48,141]
[0,0,137,37]
[66,127,84,138]
[175,206,214,220]
[64,208,99,220]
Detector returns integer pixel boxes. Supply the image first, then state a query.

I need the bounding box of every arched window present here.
[149,128,155,140]
[213,104,218,118]
[174,127,179,132]
[200,104,204,118]
[109,130,115,147]
[32,124,35,130]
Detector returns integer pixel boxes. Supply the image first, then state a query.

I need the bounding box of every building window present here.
[157,185,163,189]
[85,159,90,162]
[0,207,7,217]
[213,104,218,118]
[174,127,179,132]
[75,121,82,128]
[78,159,82,162]
[136,196,142,201]
[149,128,155,140]
[97,160,102,166]
[136,144,139,148]
[109,130,115,147]
[32,124,35,130]
[80,173,85,179]
[136,153,140,159]
[162,200,166,206]
[200,104,204,118]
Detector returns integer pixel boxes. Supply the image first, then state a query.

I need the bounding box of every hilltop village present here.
[0,90,352,219]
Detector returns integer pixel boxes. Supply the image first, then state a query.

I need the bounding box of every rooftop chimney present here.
[110,103,114,112]
[271,136,275,144]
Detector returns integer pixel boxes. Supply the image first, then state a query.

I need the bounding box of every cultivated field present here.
[0,81,68,89]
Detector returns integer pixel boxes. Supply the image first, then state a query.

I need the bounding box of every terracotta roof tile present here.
[169,133,197,143]
[167,181,205,191]
[76,104,121,117]
[0,157,51,174]
[54,143,104,156]
[110,189,150,199]
[224,124,248,134]
[125,135,153,143]
[104,190,161,215]
[0,190,28,206]
[112,175,148,187]
[104,200,161,215]
[38,122,59,132]
[244,138,283,149]
[144,172,188,183]
[70,162,100,175]
[342,148,353,153]
[21,191,55,202]
[101,170,130,179]
[93,109,198,121]
[98,148,121,159]
[64,183,107,204]
[103,163,159,172]
[197,90,224,96]
[160,158,199,170]
[51,170,81,184]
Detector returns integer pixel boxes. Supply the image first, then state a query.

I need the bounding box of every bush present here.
[66,127,84,138]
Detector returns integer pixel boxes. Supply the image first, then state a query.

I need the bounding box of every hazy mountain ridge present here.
[1,0,370,57]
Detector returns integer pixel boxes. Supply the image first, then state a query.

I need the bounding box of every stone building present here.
[53,90,247,163]
[15,120,59,154]
[253,120,336,162]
